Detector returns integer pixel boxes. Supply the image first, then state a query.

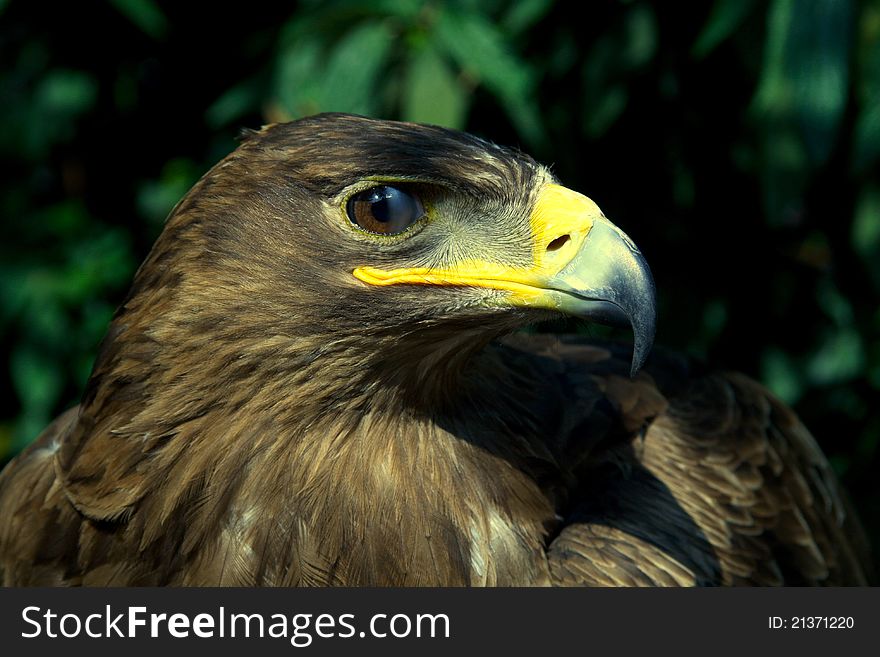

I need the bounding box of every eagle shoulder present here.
[537,337,871,586]
[0,406,83,585]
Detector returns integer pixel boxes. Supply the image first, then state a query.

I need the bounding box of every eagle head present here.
[88,113,654,419]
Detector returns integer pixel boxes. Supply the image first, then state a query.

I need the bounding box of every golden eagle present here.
[0,114,870,585]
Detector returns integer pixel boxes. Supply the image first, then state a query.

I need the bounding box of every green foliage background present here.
[1,0,878,555]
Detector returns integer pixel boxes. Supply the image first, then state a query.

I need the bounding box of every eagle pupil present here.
[347,185,424,235]
[369,189,393,224]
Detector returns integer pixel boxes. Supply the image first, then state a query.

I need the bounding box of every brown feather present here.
[0,114,871,586]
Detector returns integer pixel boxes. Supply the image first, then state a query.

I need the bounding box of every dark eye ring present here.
[346,185,425,235]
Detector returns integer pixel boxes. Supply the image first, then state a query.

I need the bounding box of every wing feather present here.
[545,340,871,586]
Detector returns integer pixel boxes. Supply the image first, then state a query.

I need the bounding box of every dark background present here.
[1,0,878,565]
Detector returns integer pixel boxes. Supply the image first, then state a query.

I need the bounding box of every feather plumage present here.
[0,114,870,586]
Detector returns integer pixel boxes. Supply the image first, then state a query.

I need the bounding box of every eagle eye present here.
[346,185,425,235]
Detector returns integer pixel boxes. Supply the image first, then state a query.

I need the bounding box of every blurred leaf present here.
[756,0,852,165]
[301,0,422,19]
[622,4,658,70]
[37,200,91,239]
[851,184,880,287]
[107,0,168,40]
[435,8,544,146]
[583,84,628,138]
[0,267,28,325]
[14,70,99,157]
[792,0,852,165]
[274,20,394,118]
[17,292,61,344]
[402,46,468,128]
[854,102,880,172]
[137,159,202,228]
[10,347,63,447]
[752,0,853,224]
[816,278,854,327]
[702,299,728,340]
[274,35,324,117]
[546,32,577,77]
[63,230,135,297]
[206,79,262,129]
[807,327,865,385]
[853,4,880,171]
[693,0,758,58]
[752,0,805,224]
[762,347,803,403]
[501,0,552,35]
[580,5,657,139]
[759,15,793,95]
[317,22,395,115]
[36,70,98,116]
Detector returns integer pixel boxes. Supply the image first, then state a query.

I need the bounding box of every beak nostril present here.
[546,234,571,252]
